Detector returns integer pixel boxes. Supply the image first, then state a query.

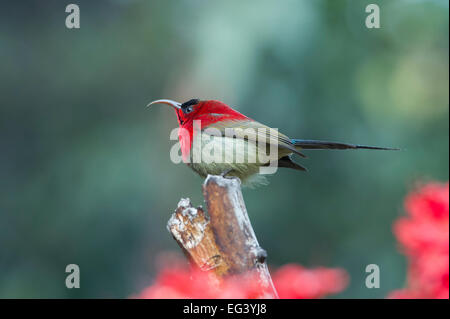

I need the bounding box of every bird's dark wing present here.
[204,119,306,158]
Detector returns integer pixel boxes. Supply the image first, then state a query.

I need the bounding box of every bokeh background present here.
[0,0,448,298]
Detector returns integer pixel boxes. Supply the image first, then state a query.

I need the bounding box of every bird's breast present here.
[189,133,272,164]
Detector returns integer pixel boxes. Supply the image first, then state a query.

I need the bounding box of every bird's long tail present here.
[291,139,398,151]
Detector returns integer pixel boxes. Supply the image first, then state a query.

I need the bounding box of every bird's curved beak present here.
[147,99,182,110]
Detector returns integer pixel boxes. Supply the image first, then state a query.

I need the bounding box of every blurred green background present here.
[0,0,448,298]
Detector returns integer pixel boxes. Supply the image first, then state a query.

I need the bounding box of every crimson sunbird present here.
[148,98,396,186]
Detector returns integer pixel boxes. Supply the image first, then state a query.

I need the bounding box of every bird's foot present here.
[219,169,241,183]
[220,168,233,178]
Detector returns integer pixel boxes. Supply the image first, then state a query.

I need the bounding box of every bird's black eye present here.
[181,98,199,114]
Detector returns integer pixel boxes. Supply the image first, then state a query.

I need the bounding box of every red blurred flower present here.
[135,260,348,299]
[389,182,449,299]
[272,264,348,299]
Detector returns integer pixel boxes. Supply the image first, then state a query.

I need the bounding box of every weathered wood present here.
[167,175,278,298]
[167,198,230,276]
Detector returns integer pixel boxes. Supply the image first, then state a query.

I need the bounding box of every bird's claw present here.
[220,168,233,178]
[219,169,241,183]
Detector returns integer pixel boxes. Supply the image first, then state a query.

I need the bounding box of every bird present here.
[148,98,397,187]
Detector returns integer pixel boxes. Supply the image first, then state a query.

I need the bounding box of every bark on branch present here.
[167,175,278,298]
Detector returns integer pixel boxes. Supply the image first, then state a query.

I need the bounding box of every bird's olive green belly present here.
[188,134,290,182]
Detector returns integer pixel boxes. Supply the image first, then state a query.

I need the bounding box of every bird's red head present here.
[148,98,248,129]
[148,98,250,161]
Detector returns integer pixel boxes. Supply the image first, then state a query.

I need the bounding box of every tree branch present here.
[167,175,278,298]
